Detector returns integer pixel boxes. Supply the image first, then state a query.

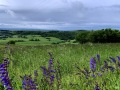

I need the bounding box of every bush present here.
[7,40,16,44]
[2,38,6,40]
[34,39,40,41]
[15,40,25,42]
[29,38,40,41]
[46,37,51,41]
[29,39,34,41]
[51,42,59,44]
[73,40,77,43]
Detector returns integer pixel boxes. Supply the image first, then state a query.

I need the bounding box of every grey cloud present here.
[0,4,8,7]
[0,9,26,23]
[0,4,9,10]
[12,1,85,23]
[1,0,120,30]
[84,5,120,24]
[5,9,16,18]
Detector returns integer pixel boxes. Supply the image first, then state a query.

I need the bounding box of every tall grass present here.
[0,43,120,89]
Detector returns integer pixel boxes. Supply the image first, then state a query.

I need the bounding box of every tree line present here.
[0,30,80,40]
[76,28,120,43]
[1,29,120,43]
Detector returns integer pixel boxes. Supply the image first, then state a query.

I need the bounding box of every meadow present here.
[0,43,120,90]
[0,35,77,45]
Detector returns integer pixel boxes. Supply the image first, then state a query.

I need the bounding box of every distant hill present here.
[0,27,47,31]
[0,27,87,31]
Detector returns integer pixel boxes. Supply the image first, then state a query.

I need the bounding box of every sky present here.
[0,0,120,30]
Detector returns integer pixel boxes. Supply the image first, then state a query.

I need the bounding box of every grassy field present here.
[0,43,120,90]
[0,35,77,45]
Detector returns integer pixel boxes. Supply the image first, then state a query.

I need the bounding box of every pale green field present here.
[1,43,120,90]
[0,35,67,46]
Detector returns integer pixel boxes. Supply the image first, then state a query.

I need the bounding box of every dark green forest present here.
[0,30,84,40]
[76,28,120,43]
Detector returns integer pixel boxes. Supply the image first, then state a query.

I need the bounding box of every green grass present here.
[0,35,67,45]
[1,43,120,89]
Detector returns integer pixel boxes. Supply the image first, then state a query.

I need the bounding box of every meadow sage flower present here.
[90,58,96,72]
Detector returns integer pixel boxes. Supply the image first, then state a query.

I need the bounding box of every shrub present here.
[51,42,59,44]
[7,40,16,44]
[15,40,25,42]
[29,38,40,41]
[29,39,34,41]
[34,39,40,41]
[73,40,77,43]
[46,37,51,41]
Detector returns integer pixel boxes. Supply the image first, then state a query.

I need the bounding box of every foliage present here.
[76,28,120,43]
[76,31,90,44]
[7,40,16,44]
[12,30,76,40]
[29,38,40,41]
[0,30,80,41]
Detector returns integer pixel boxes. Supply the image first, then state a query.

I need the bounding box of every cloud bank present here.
[0,0,120,30]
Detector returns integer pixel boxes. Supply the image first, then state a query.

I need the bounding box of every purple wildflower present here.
[101,60,108,71]
[40,53,55,90]
[34,70,38,77]
[81,68,90,79]
[91,74,96,78]
[97,72,102,76]
[116,56,120,68]
[48,58,54,71]
[108,66,115,72]
[94,85,100,90]
[34,70,38,85]
[90,58,96,72]
[22,75,37,90]
[104,61,108,68]
[109,57,116,64]
[117,56,120,62]
[41,66,48,76]
[118,62,120,68]
[50,75,55,85]
[0,70,11,89]
[0,58,13,90]
[96,54,100,62]
[49,59,53,65]
[94,83,100,90]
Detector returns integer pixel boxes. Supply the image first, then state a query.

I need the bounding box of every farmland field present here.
[1,43,120,90]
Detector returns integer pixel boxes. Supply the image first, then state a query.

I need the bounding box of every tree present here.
[76,31,90,44]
